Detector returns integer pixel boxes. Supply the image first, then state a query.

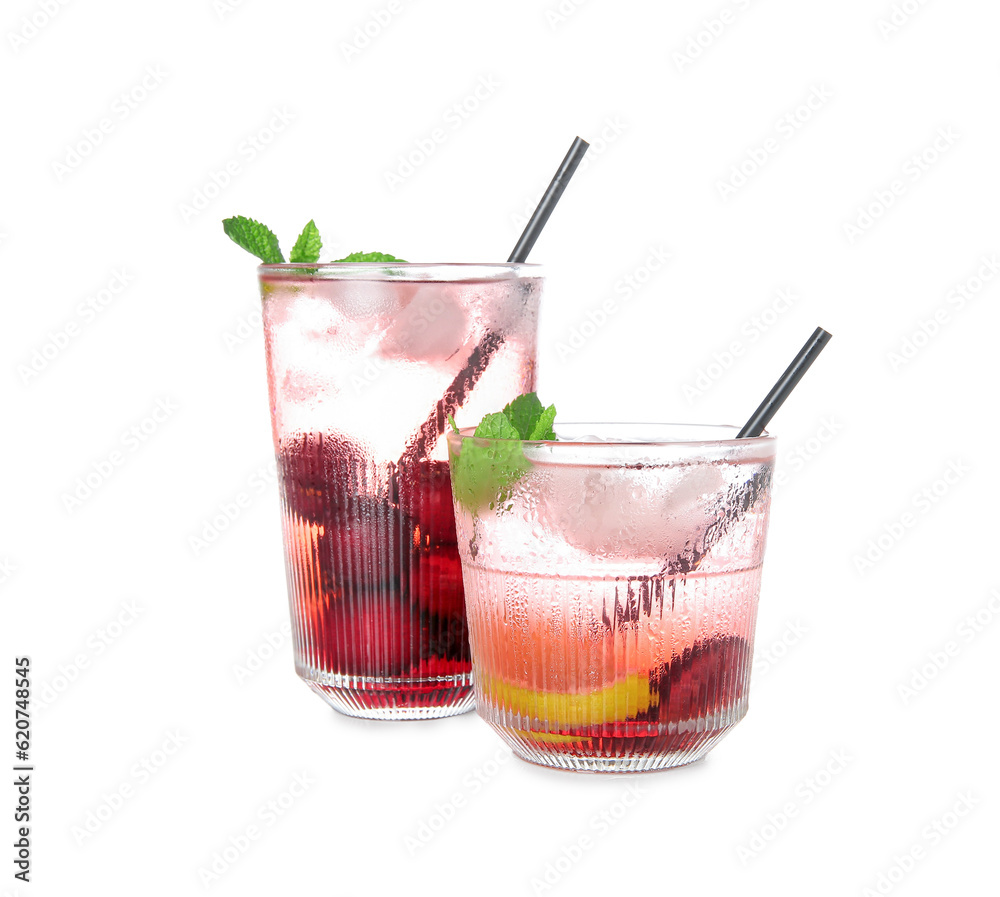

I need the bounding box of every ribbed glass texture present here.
[261,264,542,719]
[448,423,776,768]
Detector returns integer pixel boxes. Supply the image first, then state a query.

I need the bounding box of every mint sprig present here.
[503,393,556,440]
[222,216,283,264]
[449,392,556,513]
[222,215,407,266]
[289,219,322,263]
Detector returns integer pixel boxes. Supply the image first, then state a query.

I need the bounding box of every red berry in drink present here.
[655,636,749,723]
[278,431,369,523]
[277,431,472,696]
[395,459,458,546]
[408,550,466,617]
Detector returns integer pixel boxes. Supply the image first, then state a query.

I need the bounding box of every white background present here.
[2,0,998,894]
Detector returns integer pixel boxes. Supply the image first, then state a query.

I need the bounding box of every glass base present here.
[301,671,475,720]
[484,711,743,772]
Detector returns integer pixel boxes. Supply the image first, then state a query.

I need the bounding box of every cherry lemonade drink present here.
[448,422,776,770]
[262,263,541,719]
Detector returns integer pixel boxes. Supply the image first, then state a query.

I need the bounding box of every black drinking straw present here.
[398,137,590,465]
[662,325,833,575]
[737,327,833,438]
[508,137,590,263]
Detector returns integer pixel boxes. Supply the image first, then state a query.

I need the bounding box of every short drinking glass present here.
[448,423,776,770]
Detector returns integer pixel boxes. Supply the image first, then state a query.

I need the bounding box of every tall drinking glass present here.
[447,423,776,770]
[261,263,542,719]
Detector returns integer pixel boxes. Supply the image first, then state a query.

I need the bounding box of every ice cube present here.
[530,462,727,562]
[380,284,471,363]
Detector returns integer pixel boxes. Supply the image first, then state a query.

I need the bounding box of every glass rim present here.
[257,262,543,281]
[448,422,775,449]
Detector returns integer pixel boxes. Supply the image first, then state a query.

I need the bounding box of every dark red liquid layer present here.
[278,433,470,710]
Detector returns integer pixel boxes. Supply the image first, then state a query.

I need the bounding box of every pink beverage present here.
[261,264,542,719]
[447,423,776,771]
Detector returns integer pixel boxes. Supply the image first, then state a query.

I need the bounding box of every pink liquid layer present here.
[279,433,470,712]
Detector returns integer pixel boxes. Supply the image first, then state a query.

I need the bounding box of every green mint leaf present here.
[289,219,322,263]
[502,392,557,440]
[449,396,557,514]
[475,412,519,440]
[503,393,544,439]
[333,251,408,263]
[451,413,527,513]
[451,439,528,514]
[528,403,557,440]
[447,414,460,434]
[222,215,284,264]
